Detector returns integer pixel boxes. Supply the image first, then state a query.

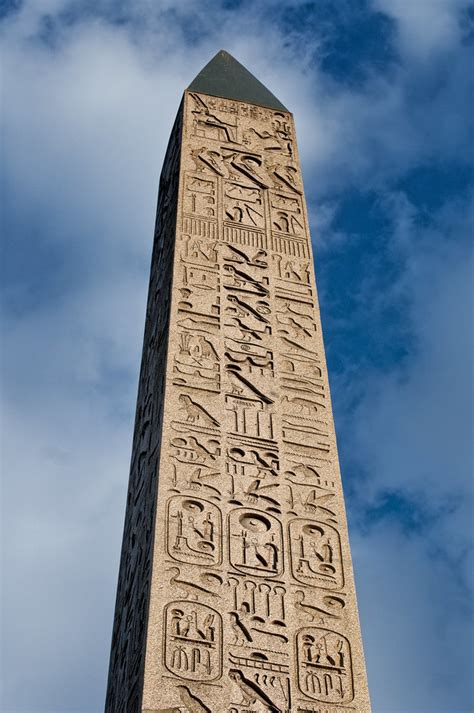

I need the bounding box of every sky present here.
[1,1,473,711]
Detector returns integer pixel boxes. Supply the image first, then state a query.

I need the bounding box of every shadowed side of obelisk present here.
[105,104,183,713]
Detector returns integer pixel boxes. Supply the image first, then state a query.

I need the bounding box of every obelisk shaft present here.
[106,54,370,713]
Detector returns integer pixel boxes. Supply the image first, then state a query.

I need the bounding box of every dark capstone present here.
[188,49,288,112]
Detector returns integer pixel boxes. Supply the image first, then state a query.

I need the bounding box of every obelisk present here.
[106,50,371,713]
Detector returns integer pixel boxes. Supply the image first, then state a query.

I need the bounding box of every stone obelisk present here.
[106,50,370,713]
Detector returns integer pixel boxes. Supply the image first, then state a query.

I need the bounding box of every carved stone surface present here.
[106,51,370,712]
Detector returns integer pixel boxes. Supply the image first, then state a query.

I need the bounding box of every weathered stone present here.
[106,50,371,713]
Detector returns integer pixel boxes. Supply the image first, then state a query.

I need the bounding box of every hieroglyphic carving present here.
[289,519,343,590]
[224,182,265,229]
[270,190,305,235]
[223,222,267,250]
[225,391,275,440]
[229,509,283,578]
[283,418,331,459]
[170,432,221,465]
[227,576,288,653]
[182,168,218,238]
[272,232,310,258]
[178,263,220,318]
[166,566,222,600]
[294,589,346,624]
[229,666,288,712]
[175,684,212,712]
[296,628,353,704]
[167,496,222,566]
[164,601,223,681]
[183,172,218,217]
[107,71,370,711]
[173,331,221,393]
[225,339,274,378]
[179,232,219,264]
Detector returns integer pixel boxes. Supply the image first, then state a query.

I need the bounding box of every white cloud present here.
[354,523,473,711]
[372,0,468,60]
[334,191,474,709]
[354,202,473,534]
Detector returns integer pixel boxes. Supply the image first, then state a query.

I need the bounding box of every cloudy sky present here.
[2,1,473,711]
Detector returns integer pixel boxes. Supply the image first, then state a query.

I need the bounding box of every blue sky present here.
[1,1,473,711]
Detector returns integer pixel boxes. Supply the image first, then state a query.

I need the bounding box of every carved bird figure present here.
[228,318,263,342]
[188,436,217,461]
[282,394,323,415]
[229,611,252,644]
[176,685,211,713]
[276,314,312,339]
[196,336,219,362]
[229,669,279,712]
[179,395,219,427]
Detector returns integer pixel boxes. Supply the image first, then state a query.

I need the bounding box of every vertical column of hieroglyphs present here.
[105,108,183,713]
[141,91,226,713]
[141,91,370,712]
